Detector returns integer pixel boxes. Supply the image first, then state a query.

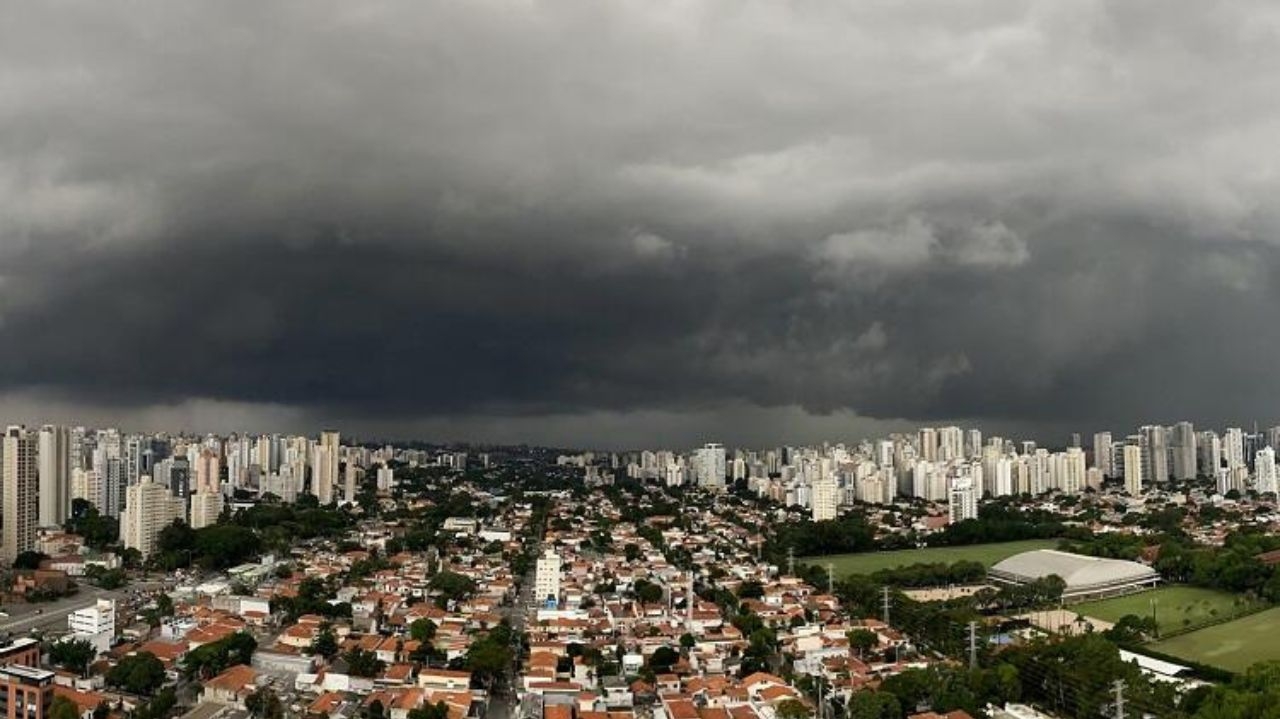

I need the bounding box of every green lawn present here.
[1076,586,1250,634]
[803,539,1060,576]
[1151,606,1280,673]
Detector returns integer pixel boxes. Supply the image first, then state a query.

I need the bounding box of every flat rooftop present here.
[0,664,56,681]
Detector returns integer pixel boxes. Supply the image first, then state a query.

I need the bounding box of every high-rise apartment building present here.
[938,426,963,461]
[1224,428,1245,473]
[965,429,982,459]
[1170,421,1196,481]
[811,474,837,521]
[195,449,221,496]
[37,425,70,527]
[1256,446,1278,496]
[534,548,562,607]
[313,430,341,504]
[948,477,978,524]
[1139,425,1168,484]
[1058,447,1087,495]
[1123,443,1143,496]
[2,426,38,565]
[692,443,726,490]
[189,492,223,530]
[1092,432,1113,477]
[344,462,358,504]
[918,427,938,462]
[121,477,185,559]
[1198,431,1222,477]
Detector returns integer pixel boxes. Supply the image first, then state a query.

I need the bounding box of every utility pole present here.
[967,621,978,669]
[882,586,891,626]
[816,674,824,719]
[827,563,834,594]
[1113,680,1125,719]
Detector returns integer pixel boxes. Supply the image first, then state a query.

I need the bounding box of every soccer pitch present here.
[1076,585,1250,635]
[1150,606,1280,673]
[803,539,1059,577]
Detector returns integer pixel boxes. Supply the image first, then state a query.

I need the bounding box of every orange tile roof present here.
[308,692,345,715]
[205,664,258,694]
[544,706,573,719]
[52,686,110,713]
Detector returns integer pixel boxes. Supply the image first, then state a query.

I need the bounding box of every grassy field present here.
[1151,606,1280,673]
[803,539,1059,577]
[1076,586,1251,634]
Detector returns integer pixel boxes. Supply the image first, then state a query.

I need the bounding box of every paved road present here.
[485,543,540,719]
[0,586,125,635]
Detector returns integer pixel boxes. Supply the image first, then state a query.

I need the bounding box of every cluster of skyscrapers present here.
[608,422,1280,526]
[1093,423,1280,498]
[0,426,369,563]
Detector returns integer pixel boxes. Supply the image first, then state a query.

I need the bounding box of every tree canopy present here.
[106,652,166,695]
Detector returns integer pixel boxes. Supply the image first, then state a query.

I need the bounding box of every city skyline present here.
[4,3,1280,448]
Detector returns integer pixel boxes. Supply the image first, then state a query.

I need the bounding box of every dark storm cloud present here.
[3,0,1280,444]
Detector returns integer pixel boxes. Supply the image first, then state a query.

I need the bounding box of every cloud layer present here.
[3,1,1280,445]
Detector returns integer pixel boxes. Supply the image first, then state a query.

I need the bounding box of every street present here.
[0,586,126,635]
[485,545,538,719]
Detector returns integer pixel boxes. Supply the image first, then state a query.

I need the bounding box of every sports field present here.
[804,539,1059,576]
[1076,585,1250,634]
[1151,606,1280,673]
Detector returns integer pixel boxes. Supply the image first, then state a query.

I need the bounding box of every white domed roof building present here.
[988,549,1160,603]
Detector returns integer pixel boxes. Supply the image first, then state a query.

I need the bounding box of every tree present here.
[847,629,878,659]
[407,702,450,719]
[429,571,477,607]
[49,638,96,677]
[310,626,339,659]
[246,687,284,719]
[13,551,48,570]
[466,636,513,688]
[50,696,80,719]
[86,566,127,589]
[1103,614,1158,644]
[119,547,144,570]
[344,648,385,678]
[182,632,258,679]
[847,691,900,719]
[65,500,120,549]
[633,579,663,604]
[410,618,437,643]
[775,698,810,719]
[193,524,262,570]
[649,646,679,672]
[106,652,166,695]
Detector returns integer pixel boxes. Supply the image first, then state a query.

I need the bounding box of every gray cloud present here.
[2,1,1280,446]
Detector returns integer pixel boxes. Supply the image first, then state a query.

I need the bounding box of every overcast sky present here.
[3,1,1280,448]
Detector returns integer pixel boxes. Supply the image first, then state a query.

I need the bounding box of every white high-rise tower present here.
[38,424,71,527]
